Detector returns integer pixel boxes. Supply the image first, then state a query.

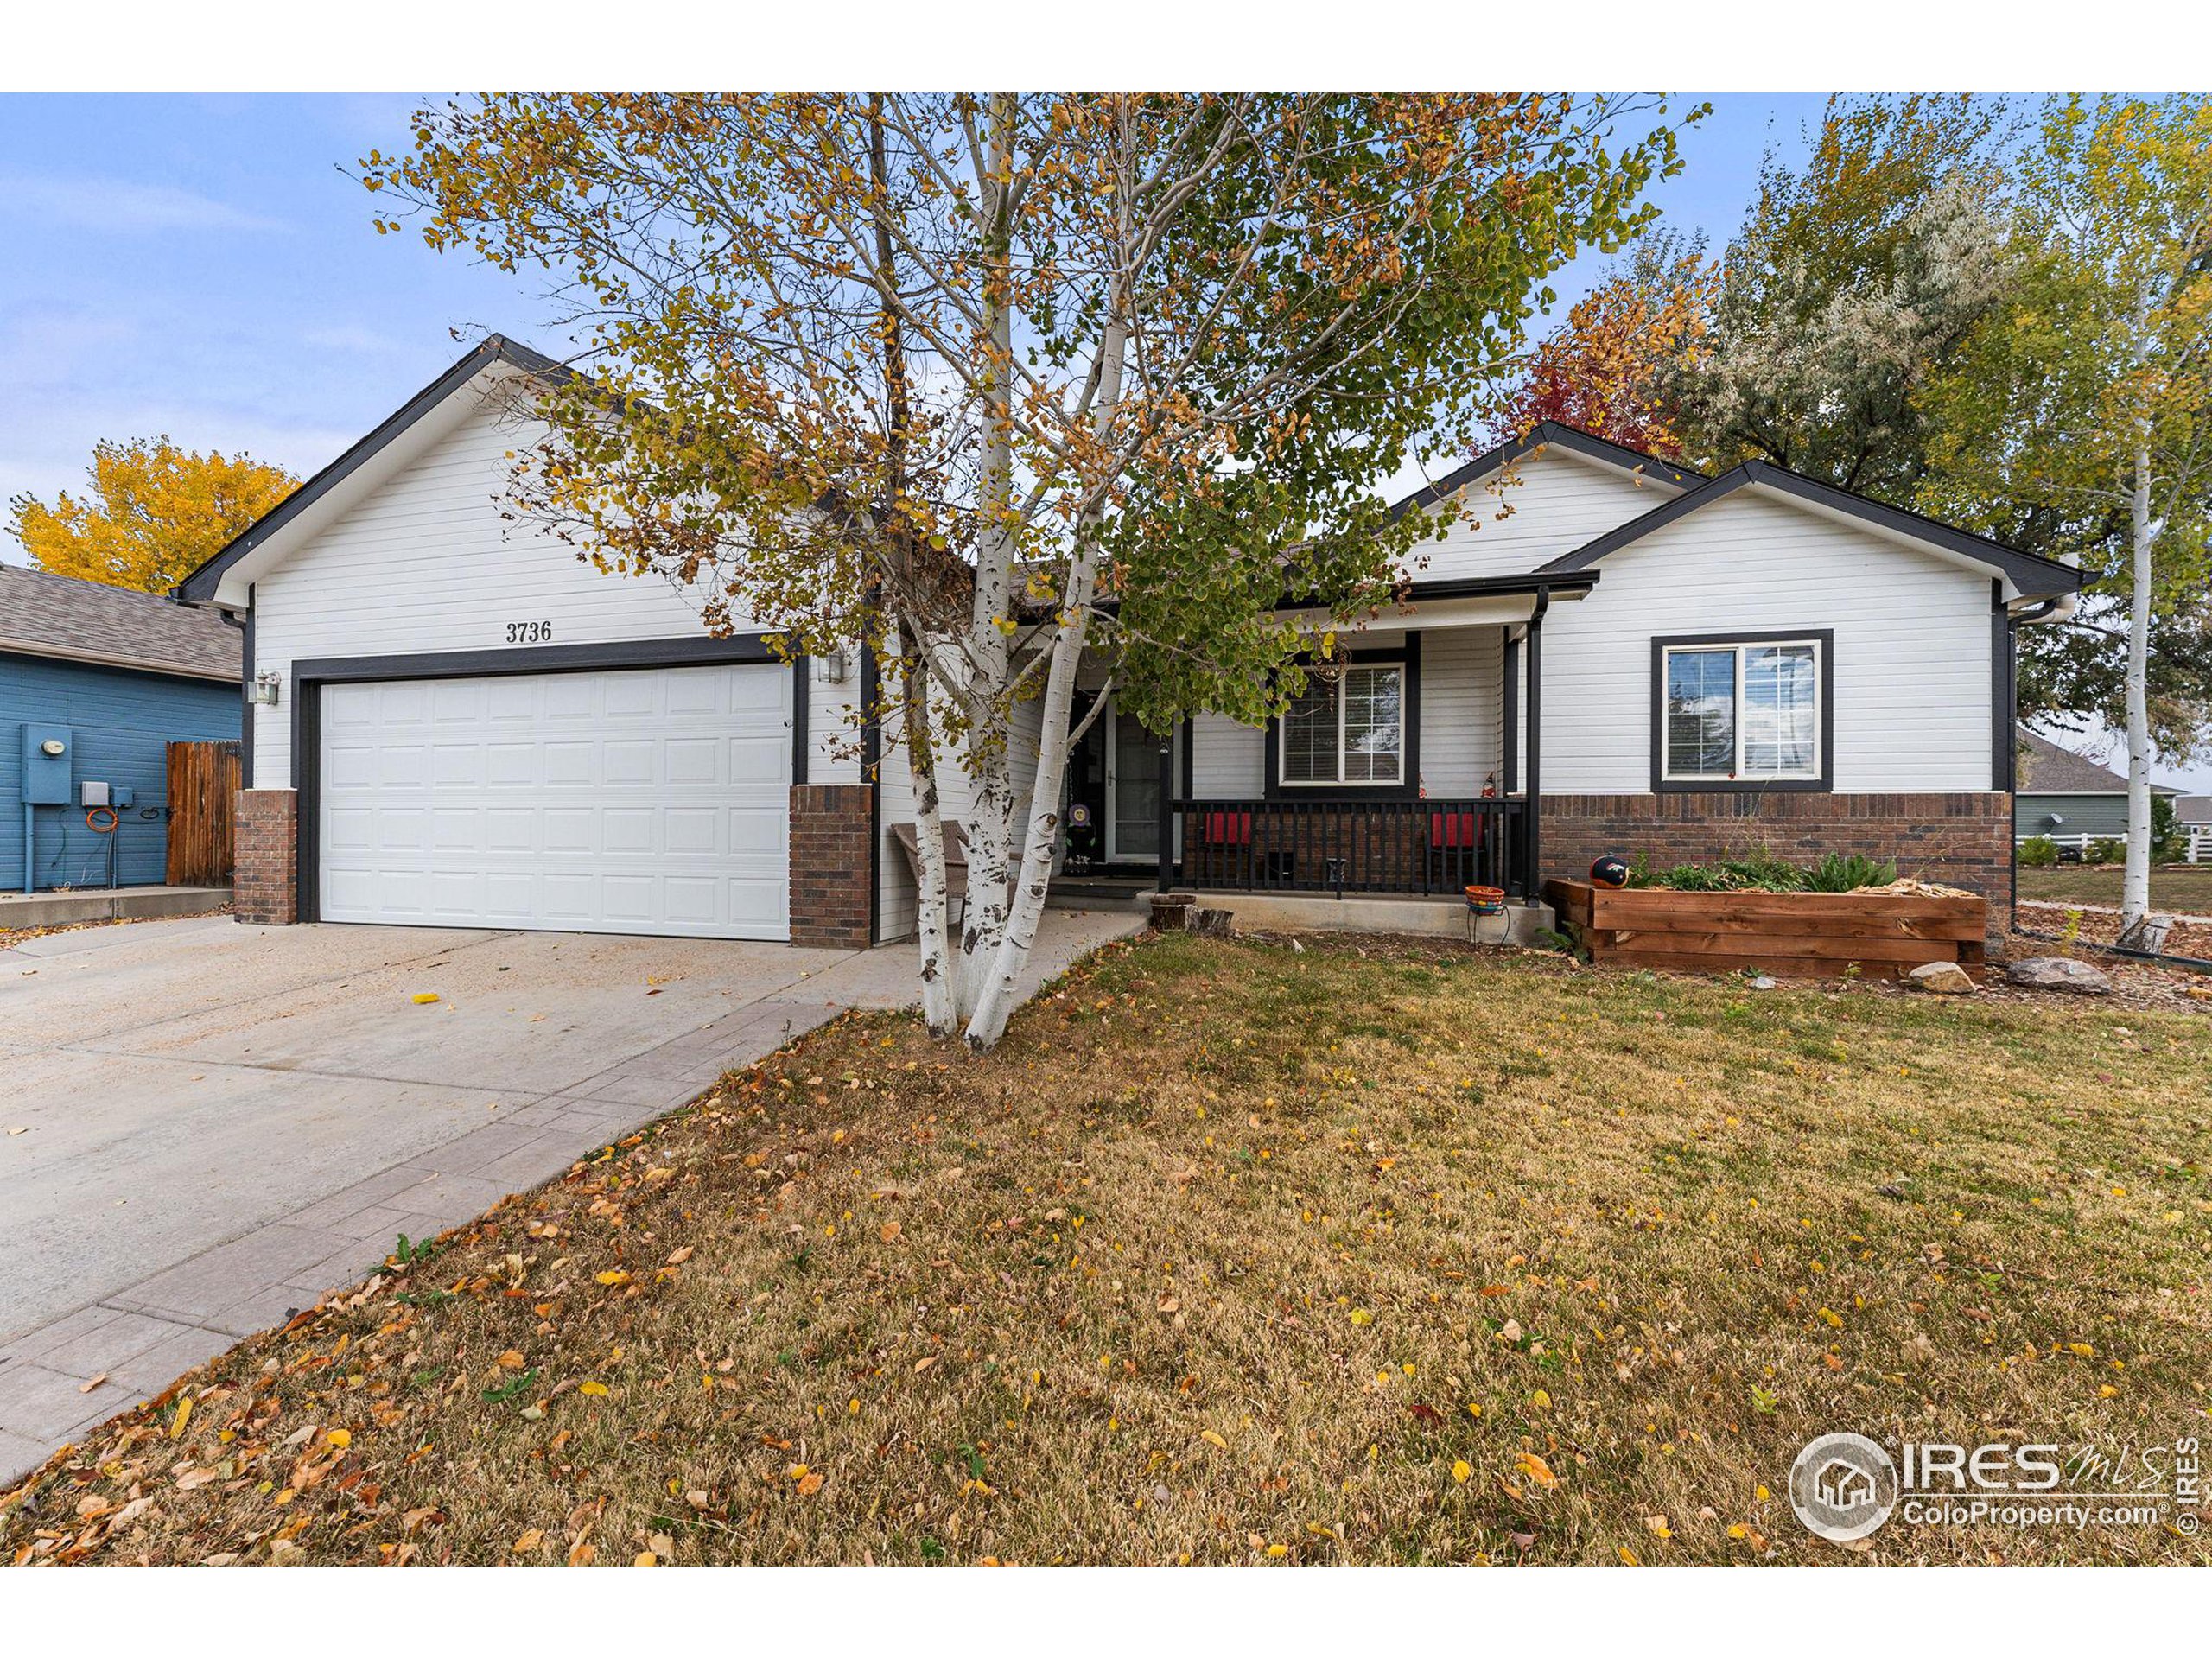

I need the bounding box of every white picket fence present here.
[2019,830,2212,861]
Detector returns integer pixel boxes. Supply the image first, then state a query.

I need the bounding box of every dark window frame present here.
[1648,628,1834,794]
[1262,637,1422,802]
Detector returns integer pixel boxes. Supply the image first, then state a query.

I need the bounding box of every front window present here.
[1281,663,1403,785]
[1662,639,1821,782]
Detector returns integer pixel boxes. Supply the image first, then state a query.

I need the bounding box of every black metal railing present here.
[1166,798,1525,898]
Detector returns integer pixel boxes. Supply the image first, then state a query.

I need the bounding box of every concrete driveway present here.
[0,907,1141,1484]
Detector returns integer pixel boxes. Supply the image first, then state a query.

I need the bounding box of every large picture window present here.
[1280,663,1404,785]
[1657,636,1825,786]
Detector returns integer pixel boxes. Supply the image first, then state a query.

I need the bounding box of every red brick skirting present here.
[232,788,298,925]
[790,784,874,949]
[1541,791,2013,947]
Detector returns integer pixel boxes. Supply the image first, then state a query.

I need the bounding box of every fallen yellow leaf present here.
[169,1396,193,1440]
[1517,1451,1559,1489]
[578,1381,609,1397]
[596,1271,631,1287]
[326,1428,351,1448]
[1199,1429,1229,1450]
[1452,1460,1472,1484]
[1618,1545,1641,1566]
[410,992,440,1005]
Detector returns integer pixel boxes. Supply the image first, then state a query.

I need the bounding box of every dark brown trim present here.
[1388,422,1702,520]
[1262,636,1421,802]
[1648,629,1836,795]
[791,655,810,786]
[1541,461,2083,601]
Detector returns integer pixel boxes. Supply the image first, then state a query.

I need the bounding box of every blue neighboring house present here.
[3,565,243,893]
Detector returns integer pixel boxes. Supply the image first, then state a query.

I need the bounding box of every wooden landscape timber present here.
[1545,880,1988,979]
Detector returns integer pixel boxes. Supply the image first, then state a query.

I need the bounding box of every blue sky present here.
[0,92,1828,521]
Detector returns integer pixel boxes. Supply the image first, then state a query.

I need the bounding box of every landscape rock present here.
[1904,961,1976,995]
[2004,956,2112,995]
[1748,975,1777,991]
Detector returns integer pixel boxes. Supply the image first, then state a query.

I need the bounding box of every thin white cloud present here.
[0,172,287,234]
[300,323,412,357]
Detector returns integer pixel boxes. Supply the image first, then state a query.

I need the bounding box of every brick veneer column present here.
[232,788,298,925]
[1541,791,2015,949]
[789,784,874,949]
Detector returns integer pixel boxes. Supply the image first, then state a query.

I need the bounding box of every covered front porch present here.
[1056,576,1584,907]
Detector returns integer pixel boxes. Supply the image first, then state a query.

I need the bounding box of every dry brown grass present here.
[7,932,2209,1566]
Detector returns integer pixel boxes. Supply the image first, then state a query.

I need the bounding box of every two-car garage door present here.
[319,663,791,939]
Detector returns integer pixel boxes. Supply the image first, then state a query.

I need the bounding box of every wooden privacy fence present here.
[165,740,241,886]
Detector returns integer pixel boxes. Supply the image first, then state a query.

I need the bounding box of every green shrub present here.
[2017,836,2059,868]
[2088,836,2126,864]
[2152,795,2185,864]
[1719,848,1808,892]
[1649,862,1742,891]
[1802,852,1897,892]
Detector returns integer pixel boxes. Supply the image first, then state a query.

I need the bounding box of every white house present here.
[177,337,2082,949]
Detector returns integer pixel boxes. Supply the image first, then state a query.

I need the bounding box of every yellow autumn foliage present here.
[9,435,294,594]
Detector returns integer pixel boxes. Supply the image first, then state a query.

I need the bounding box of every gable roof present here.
[175,334,569,607]
[0,564,242,682]
[1389,421,1701,520]
[1534,458,2085,601]
[2017,726,2183,797]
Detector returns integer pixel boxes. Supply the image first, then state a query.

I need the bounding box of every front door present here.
[1103,699,1175,864]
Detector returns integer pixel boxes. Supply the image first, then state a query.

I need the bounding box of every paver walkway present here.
[0,908,1141,1484]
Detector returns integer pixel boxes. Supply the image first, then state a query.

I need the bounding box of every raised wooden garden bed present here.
[1544,880,1988,979]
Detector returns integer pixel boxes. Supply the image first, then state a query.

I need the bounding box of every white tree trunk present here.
[894,626,957,1035]
[955,92,1020,1023]
[963,313,1130,1047]
[2119,435,2157,943]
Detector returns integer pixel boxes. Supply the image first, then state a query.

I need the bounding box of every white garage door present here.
[320,663,791,939]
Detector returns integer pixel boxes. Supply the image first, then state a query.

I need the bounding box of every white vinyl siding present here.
[1402,448,1686,582]
[1417,625,1504,797]
[1189,713,1263,796]
[250,397,753,791]
[1538,488,1995,792]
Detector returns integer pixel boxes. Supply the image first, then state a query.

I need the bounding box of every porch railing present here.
[1167,798,1526,899]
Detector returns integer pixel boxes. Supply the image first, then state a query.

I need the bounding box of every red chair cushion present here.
[1429,811,1483,849]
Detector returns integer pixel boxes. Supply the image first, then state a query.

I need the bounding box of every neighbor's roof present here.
[0,564,241,683]
[2016,726,2183,797]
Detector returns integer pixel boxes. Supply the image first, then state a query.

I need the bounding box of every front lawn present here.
[8,933,2209,1565]
[2018,862,2212,912]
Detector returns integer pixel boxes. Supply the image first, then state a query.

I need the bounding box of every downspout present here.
[1522,585,1550,900]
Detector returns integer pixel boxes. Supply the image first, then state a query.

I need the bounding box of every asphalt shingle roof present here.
[0,565,242,682]
[2017,726,2134,794]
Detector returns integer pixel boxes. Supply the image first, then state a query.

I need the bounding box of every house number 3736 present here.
[505,620,553,645]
